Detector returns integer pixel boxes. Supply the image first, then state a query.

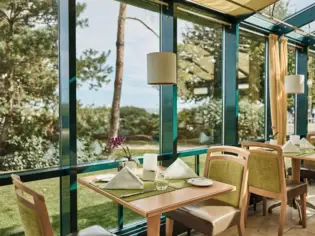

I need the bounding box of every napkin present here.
[105,166,144,190]
[300,138,315,149]
[163,158,198,179]
[282,140,300,153]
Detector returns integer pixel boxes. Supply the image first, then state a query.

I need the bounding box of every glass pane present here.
[0,1,59,172]
[238,30,266,142]
[308,51,315,132]
[0,178,60,236]
[76,0,160,164]
[287,46,296,135]
[177,19,223,150]
[300,21,315,33]
[262,0,315,19]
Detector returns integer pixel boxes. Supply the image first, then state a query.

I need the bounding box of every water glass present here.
[155,173,169,191]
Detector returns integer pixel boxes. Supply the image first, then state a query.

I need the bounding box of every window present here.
[308,51,315,132]
[177,19,223,150]
[0,178,60,235]
[76,0,160,164]
[287,46,296,135]
[0,1,59,172]
[238,30,266,141]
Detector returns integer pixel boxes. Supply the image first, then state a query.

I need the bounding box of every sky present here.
[76,0,315,110]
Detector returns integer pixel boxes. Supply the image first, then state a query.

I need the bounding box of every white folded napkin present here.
[282,140,300,153]
[300,138,315,149]
[105,166,144,190]
[163,158,198,179]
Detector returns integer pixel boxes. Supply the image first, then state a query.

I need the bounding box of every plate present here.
[187,177,213,187]
[94,174,115,182]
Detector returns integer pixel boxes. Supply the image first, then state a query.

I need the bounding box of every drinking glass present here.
[155,173,169,191]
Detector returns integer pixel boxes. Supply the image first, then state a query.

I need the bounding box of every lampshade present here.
[285,75,305,94]
[147,52,176,85]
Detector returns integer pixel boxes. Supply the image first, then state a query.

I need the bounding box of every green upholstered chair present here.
[241,142,307,236]
[165,146,250,236]
[11,174,114,236]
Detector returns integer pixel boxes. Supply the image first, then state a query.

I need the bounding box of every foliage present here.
[0,0,112,170]
[178,99,222,143]
[177,22,222,102]
[261,0,291,19]
[178,99,264,144]
[238,99,265,141]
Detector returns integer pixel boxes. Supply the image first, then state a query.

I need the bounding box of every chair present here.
[299,132,315,211]
[241,142,307,236]
[11,174,114,236]
[165,146,250,236]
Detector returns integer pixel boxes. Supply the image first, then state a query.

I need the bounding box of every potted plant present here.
[107,136,139,171]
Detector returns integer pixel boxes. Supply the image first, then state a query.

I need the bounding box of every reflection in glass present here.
[238,31,266,141]
[177,20,223,150]
[287,46,296,135]
[308,51,315,132]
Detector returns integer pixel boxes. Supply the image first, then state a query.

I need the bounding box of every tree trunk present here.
[108,3,126,142]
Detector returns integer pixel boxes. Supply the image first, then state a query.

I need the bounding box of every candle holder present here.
[143,153,158,181]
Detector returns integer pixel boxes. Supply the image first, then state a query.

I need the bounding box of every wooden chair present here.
[299,132,315,210]
[241,142,307,236]
[165,146,250,236]
[11,174,114,236]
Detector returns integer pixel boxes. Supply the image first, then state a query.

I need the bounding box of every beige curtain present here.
[269,35,288,145]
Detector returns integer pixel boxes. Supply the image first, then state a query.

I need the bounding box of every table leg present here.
[147,214,161,236]
[292,159,301,182]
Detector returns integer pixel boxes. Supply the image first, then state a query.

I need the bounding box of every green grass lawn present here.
[0,154,206,236]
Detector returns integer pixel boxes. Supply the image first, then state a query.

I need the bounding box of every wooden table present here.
[284,152,315,181]
[79,175,235,236]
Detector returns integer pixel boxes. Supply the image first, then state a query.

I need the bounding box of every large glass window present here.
[177,19,223,150]
[287,46,296,135]
[308,51,315,132]
[0,178,60,235]
[0,1,59,172]
[238,30,266,142]
[76,0,160,163]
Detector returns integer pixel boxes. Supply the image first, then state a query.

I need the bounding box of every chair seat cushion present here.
[165,199,240,235]
[286,180,307,199]
[69,225,114,236]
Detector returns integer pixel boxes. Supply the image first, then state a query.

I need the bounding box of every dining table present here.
[284,152,315,182]
[78,173,235,236]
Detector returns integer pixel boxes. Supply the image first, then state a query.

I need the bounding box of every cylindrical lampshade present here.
[285,75,305,94]
[147,52,176,85]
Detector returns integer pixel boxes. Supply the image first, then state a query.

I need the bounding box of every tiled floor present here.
[180,185,315,236]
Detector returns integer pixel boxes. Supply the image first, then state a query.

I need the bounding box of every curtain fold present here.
[269,34,288,145]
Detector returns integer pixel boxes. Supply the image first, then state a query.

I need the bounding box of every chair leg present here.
[263,197,267,216]
[244,193,250,227]
[166,218,174,236]
[300,193,307,228]
[268,202,281,213]
[237,220,246,236]
[294,198,303,224]
[278,201,287,236]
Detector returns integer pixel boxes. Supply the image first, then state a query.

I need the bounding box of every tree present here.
[177,22,222,102]
[107,4,158,149]
[0,0,112,170]
[108,3,126,144]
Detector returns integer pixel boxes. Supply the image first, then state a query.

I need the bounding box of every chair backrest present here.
[241,142,286,200]
[204,146,250,209]
[11,174,54,236]
[305,132,315,169]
